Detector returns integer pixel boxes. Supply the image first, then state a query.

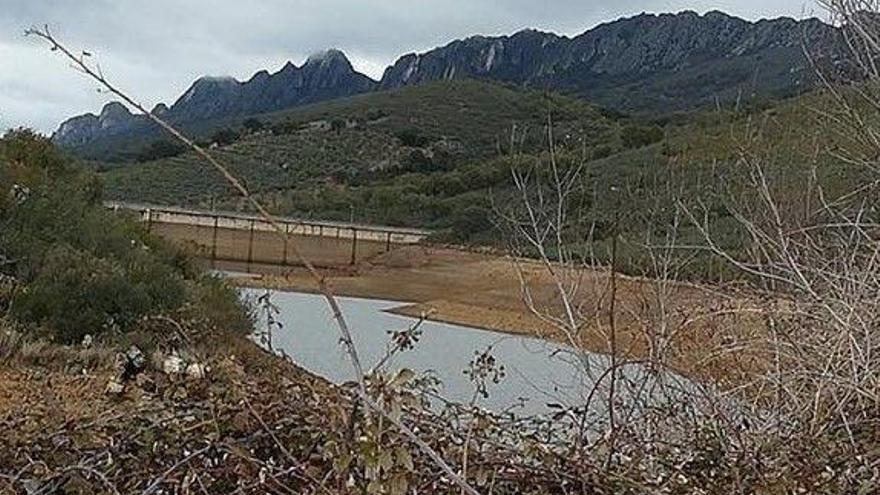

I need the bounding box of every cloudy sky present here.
[0,0,820,134]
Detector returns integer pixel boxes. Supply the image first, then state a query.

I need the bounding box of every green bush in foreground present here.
[0,128,251,344]
[12,246,183,343]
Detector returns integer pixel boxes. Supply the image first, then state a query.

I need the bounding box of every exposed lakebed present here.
[243,289,696,418]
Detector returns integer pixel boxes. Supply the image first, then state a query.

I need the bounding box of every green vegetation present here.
[572,45,809,115]
[0,129,251,344]
[6,56,880,495]
[134,139,187,162]
[94,79,869,280]
[101,80,630,231]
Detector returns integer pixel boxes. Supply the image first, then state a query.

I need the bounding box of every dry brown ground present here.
[146,220,767,386]
[0,335,351,493]
[231,246,768,387]
[0,335,327,436]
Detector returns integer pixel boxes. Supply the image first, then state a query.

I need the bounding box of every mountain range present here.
[53,10,842,149]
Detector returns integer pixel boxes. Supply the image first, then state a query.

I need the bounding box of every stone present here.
[105,378,125,395]
[185,362,207,380]
[54,50,376,147]
[163,354,184,375]
[119,345,146,382]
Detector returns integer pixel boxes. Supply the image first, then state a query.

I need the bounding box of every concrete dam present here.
[106,201,431,269]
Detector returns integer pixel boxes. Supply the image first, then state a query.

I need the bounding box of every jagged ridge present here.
[54,50,376,147]
[54,10,843,149]
[379,11,840,110]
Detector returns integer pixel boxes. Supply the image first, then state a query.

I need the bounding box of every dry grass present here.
[0,324,117,372]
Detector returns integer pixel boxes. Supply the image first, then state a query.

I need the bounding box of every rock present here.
[53,102,141,147]
[10,184,31,204]
[119,345,146,381]
[378,12,842,112]
[186,362,207,380]
[151,103,169,116]
[54,50,376,147]
[105,378,125,396]
[163,354,184,375]
[125,346,145,369]
[52,11,852,148]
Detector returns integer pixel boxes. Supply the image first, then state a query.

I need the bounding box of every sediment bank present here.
[224,246,762,385]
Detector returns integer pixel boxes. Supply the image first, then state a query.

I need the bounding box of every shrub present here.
[401,149,434,173]
[449,205,494,242]
[621,124,664,149]
[11,246,183,343]
[211,128,240,146]
[396,128,431,147]
[366,108,388,121]
[0,129,249,343]
[330,118,347,133]
[183,276,254,335]
[591,144,615,160]
[243,118,265,133]
[136,140,186,162]
[0,128,67,186]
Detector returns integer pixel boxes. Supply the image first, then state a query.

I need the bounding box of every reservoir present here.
[244,289,695,418]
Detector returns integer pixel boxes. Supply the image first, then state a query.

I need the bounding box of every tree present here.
[450,205,493,242]
[211,127,240,146]
[621,124,664,149]
[330,118,347,133]
[136,139,186,161]
[396,128,431,147]
[0,128,68,186]
[243,117,264,133]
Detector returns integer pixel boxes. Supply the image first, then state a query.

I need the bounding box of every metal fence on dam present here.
[105,201,431,268]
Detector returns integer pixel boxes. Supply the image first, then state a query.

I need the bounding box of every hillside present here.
[4,115,879,495]
[101,80,630,230]
[54,50,376,149]
[1,129,621,494]
[100,79,850,208]
[380,11,839,113]
[87,58,880,287]
[55,10,844,157]
[98,78,874,280]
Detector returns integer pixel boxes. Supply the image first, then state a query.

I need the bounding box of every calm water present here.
[243,289,695,418]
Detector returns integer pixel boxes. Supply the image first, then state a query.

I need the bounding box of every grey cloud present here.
[0,0,816,133]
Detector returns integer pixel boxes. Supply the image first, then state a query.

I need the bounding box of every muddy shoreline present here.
[220,246,761,386]
[219,248,562,342]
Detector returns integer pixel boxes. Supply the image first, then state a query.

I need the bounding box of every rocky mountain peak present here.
[305,49,352,68]
[53,113,99,147]
[151,103,169,116]
[278,61,299,73]
[53,102,139,146]
[100,102,132,118]
[248,70,271,83]
[97,102,136,132]
[178,76,238,103]
[54,49,377,147]
[54,10,847,150]
[703,10,735,21]
[378,10,841,111]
